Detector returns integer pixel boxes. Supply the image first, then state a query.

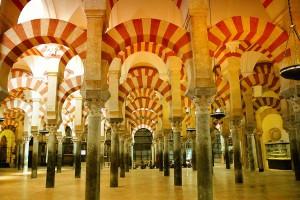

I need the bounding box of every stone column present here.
[110,120,121,187]
[31,127,39,178]
[83,3,107,199]
[85,100,103,199]
[254,133,264,172]
[119,135,125,178]
[193,91,214,200]
[163,130,170,176]
[151,143,155,168]
[159,136,164,172]
[154,140,159,168]
[46,125,57,188]
[23,135,30,173]
[223,136,231,169]
[182,140,187,167]
[124,138,129,172]
[231,117,243,183]
[17,139,24,170]
[100,136,105,169]
[290,125,300,179]
[246,126,255,172]
[191,133,197,171]
[74,136,82,178]
[56,133,63,173]
[171,119,182,186]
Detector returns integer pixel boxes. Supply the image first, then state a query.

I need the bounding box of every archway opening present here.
[133,128,153,168]
[0,136,7,167]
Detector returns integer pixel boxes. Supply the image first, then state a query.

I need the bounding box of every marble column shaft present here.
[254,134,264,172]
[191,136,197,171]
[119,136,125,178]
[85,103,102,200]
[74,139,82,178]
[110,123,119,187]
[231,118,243,183]
[172,121,182,186]
[246,128,255,172]
[23,137,30,173]
[182,142,187,167]
[17,140,24,170]
[46,130,57,188]
[125,139,129,172]
[56,137,63,173]
[195,97,213,200]
[31,132,39,178]
[224,136,230,169]
[155,142,159,168]
[159,138,163,171]
[163,132,170,176]
[289,126,300,180]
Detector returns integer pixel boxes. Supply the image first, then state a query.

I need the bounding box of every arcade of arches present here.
[0,0,300,200]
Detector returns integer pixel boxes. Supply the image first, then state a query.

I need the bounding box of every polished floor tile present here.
[1,164,300,200]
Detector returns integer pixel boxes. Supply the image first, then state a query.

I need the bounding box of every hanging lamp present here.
[279,0,300,80]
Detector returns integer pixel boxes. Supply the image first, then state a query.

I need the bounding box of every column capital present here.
[46,124,57,135]
[189,87,215,108]
[56,131,63,142]
[163,129,171,136]
[245,126,255,135]
[72,136,79,142]
[85,9,106,18]
[82,89,110,106]
[170,117,182,133]
[23,135,31,142]
[230,116,242,127]
[109,118,123,131]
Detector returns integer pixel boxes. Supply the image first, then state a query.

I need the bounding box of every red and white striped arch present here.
[260,0,286,21]
[107,0,184,11]
[10,68,32,78]
[253,97,281,112]
[117,42,176,63]
[242,62,280,93]
[8,76,48,97]
[2,119,19,130]
[0,19,86,88]
[17,47,43,61]
[211,97,226,111]
[10,0,31,12]
[215,76,230,102]
[58,48,77,78]
[129,119,156,132]
[58,75,82,107]
[126,88,159,103]
[208,16,288,65]
[119,67,172,102]
[102,18,192,64]
[2,99,32,118]
[125,97,162,112]
[16,45,77,79]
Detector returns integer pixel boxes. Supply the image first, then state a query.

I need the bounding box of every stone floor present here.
[1,164,300,200]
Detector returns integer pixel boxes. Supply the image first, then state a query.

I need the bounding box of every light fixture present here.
[210,110,225,120]
[39,129,49,134]
[279,0,300,80]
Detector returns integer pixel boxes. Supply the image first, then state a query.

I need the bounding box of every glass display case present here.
[265,142,291,170]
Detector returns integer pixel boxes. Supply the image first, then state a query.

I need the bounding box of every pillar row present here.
[171,118,182,186]
[46,125,57,188]
[110,120,121,187]
[231,117,243,183]
[31,127,39,178]
[163,130,170,176]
